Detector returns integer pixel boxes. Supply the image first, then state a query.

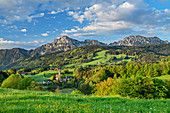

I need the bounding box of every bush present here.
[79,81,93,95]
[64,81,73,88]
[64,69,69,73]
[55,88,61,93]
[18,77,34,90]
[71,90,83,95]
[1,74,23,89]
[27,81,43,91]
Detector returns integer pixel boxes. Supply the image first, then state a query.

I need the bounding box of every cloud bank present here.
[0,38,44,49]
[64,0,170,36]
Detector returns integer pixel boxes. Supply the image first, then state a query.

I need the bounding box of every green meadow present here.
[0,88,169,113]
[66,50,134,67]
[24,69,74,83]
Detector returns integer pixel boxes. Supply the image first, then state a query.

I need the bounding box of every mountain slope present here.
[2,44,170,70]
[29,36,106,56]
[109,35,169,46]
[0,36,106,69]
[0,35,169,70]
[0,48,30,68]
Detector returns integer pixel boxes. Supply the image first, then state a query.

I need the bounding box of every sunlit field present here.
[0,88,169,113]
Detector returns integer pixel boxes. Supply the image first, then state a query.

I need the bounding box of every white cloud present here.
[64,0,170,37]
[0,38,44,49]
[21,29,27,32]
[64,29,78,33]
[5,25,18,29]
[41,33,48,36]
[27,13,45,22]
[0,0,170,39]
[48,10,64,14]
[70,32,97,37]
[0,0,126,23]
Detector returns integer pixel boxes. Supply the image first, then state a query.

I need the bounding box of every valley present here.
[0,36,169,113]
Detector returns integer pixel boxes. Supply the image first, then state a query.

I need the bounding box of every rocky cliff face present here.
[29,36,106,56]
[109,35,169,46]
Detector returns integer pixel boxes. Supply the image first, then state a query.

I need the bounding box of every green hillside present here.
[66,50,134,67]
[2,44,170,70]
[24,69,73,83]
[0,88,169,113]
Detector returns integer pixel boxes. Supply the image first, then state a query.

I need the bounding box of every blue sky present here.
[0,0,169,49]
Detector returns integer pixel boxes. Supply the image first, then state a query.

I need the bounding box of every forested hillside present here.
[73,59,170,98]
[2,44,170,70]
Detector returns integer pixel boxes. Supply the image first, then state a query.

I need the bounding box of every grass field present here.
[66,50,134,67]
[155,75,170,80]
[0,88,169,113]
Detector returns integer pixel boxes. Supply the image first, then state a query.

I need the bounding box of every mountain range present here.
[0,35,169,70]
[109,35,169,46]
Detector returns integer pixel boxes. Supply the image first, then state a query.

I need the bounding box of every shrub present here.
[55,88,61,93]
[64,81,73,88]
[1,74,23,89]
[71,90,83,95]
[79,81,93,95]
[18,77,34,90]
[27,81,43,91]
[64,69,69,73]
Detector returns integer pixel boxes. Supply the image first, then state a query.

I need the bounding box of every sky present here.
[0,0,169,49]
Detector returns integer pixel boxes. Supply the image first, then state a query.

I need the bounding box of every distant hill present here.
[1,43,170,70]
[0,36,106,69]
[109,35,169,46]
[0,35,169,70]
[0,48,30,68]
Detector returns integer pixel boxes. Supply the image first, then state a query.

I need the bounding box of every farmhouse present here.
[55,74,74,82]
[43,79,52,85]
[18,72,25,75]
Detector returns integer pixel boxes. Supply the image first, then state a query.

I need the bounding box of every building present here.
[18,72,25,75]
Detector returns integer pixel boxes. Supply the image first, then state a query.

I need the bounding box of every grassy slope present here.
[66,50,134,67]
[155,75,170,80]
[24,69,74,83]
[2,44,170,70]
[24,70,57,83]
[0,88,169,113]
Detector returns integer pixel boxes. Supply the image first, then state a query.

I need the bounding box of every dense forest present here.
[72,58,170,98]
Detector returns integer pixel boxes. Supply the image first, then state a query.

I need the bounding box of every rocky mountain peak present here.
[110,35,169,46]
[29,36,106,56]
[52,36,79,45]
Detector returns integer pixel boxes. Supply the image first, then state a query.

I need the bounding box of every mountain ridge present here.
[109,35,169,46]
[0,35,169,70]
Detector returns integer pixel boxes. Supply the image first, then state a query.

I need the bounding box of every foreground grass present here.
[0,88,169,113]
[155,75,170,80]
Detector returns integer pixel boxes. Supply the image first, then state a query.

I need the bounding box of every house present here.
[18,72,25,75]
[96,61,101,64]
[43,79,52,85]
[55,74,74,82]
[65,76,74,81]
